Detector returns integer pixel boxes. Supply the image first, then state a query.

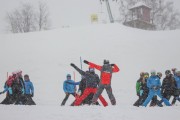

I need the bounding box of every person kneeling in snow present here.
[61,74,80,106]
[70,63,108,107]
[23,74,36,105]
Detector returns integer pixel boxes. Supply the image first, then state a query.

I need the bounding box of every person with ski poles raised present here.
[70,63,108,107]
[83,59,120,105]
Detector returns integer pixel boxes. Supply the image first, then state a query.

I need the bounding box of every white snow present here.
[0,23,180,120]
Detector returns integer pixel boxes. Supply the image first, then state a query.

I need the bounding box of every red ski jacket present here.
[88,62,119,85]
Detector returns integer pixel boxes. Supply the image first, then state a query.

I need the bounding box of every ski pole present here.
[73,71,77,92]
[7,72,8,79]
[80,56,83,70]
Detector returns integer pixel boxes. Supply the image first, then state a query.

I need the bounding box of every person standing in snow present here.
[142,70,171,107]
[70,67,100,106]
[161,70,176,103]
[172,68,177,76]
[70,63,108,107]
[138,72,149,106]
[149,72,162,107]
[23,74,36,105]
[133,72,145,107]
[11,71,25,105]
[84,59,119,105]
[172,71,180,105]
[61,74,80,106]
[0,76,14,104]
[77,67,100,105]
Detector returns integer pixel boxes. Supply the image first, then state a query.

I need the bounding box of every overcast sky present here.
[0,0,179,33]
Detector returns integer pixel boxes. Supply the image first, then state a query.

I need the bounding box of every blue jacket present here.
[174,76,180,89]
[24,80,34,94]
[1,83,13,95]
[63,80,79,93]
[147,76,161,89]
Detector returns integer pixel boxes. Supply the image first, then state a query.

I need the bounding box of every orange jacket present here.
[88,62,119,84]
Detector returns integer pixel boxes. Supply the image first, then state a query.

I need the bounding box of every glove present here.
[140,90,143,96]
[111,64,115,66]
[31,93,34,97]
[83,60,89,64]
[151,86,160,91]
[70,63,75,67]
[22,88,25,94]
[77,90,81,96]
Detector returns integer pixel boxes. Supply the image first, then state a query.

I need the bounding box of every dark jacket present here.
[78,76,87,94]
[162,74,176,94]
[11,78,24,95]
[72,65,100,88]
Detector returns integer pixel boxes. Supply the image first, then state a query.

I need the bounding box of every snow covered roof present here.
[129,2,151,10]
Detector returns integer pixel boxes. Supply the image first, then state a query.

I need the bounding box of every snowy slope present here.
[0,23,180,120]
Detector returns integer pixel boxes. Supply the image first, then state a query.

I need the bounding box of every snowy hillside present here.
[0,23,180,120]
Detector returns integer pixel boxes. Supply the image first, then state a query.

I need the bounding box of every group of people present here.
[0,70,35,105]
[134,68,180,107]
[61,59,120,107]
[1,62,179,108]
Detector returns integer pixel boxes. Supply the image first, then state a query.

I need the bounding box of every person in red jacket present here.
[84,59,120,105]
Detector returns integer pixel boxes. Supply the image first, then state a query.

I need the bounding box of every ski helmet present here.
[140,72,144,77]
[176,71,180,77]
[157,72,162,78]
[150,70,156,76]
[89,66,95,73]
[165,70,171,75]
[24,74,29,78]
[144,72,149,78]
[171,68,177,72]
[176,71,180,76]
[66,74,71,78]
[103,59,109,64]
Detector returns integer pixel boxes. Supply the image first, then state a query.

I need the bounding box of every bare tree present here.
[6,1,51,33]
[36,1,50,31]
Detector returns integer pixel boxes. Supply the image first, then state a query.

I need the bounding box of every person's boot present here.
[157,101,163,107]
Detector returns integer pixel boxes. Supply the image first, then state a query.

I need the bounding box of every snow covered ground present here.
[0,23,180,120]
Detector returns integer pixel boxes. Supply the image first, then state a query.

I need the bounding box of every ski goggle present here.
[144,75,149,78]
